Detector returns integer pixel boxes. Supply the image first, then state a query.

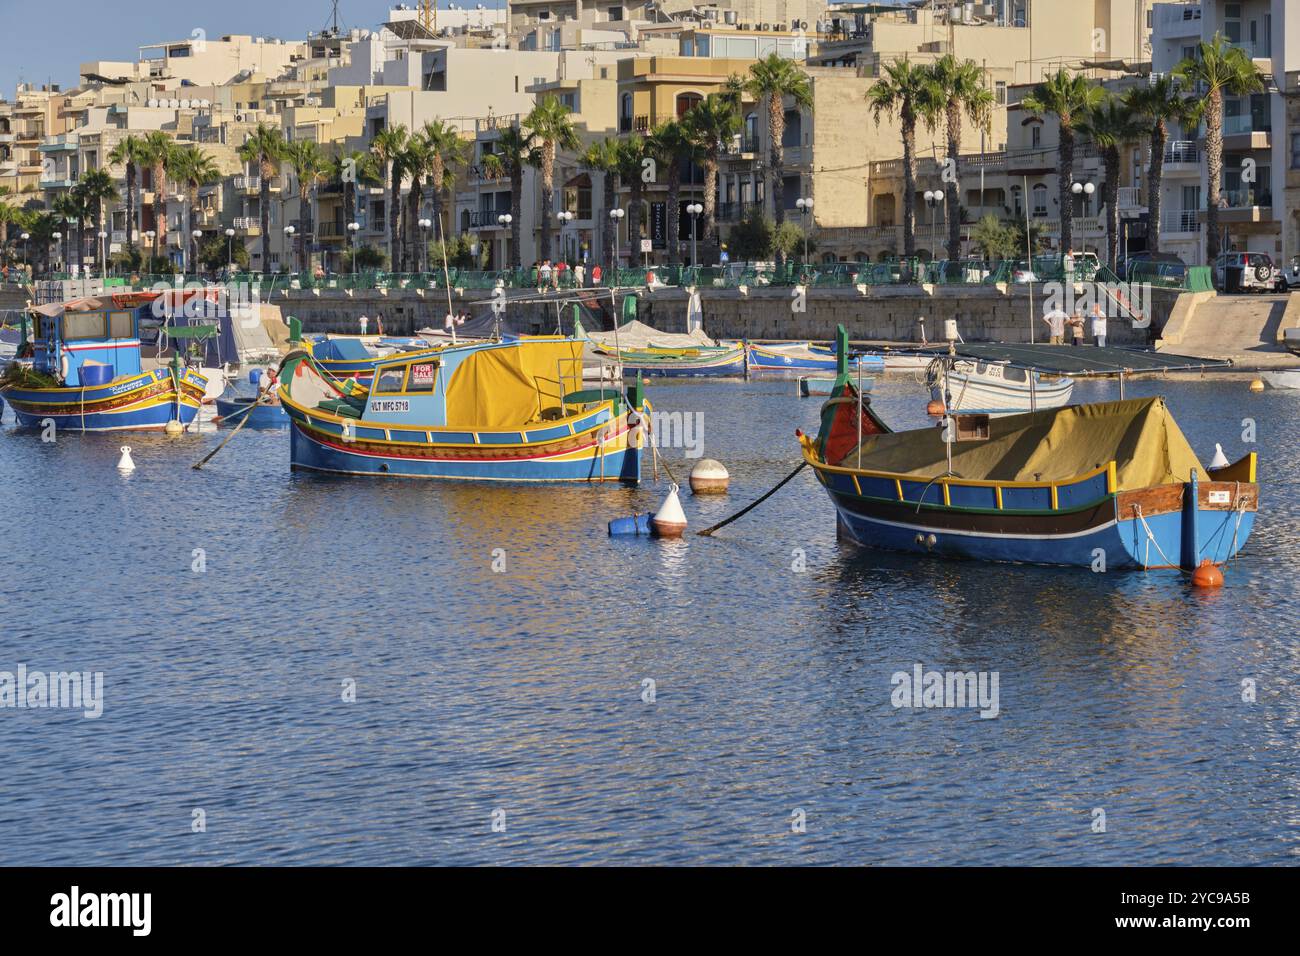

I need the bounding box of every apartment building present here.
[1150,0,1296,265]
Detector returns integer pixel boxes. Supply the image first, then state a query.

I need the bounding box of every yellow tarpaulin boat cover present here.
[838,397,1204,490]
[444,338,584,429]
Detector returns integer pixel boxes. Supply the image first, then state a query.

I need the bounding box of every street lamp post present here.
[99,231,109,279]
[608,207,624,281]
[923,190,945,263]
[347,221,360,274]
[191,230,202,278]
[556,210,574,270]
[686,202,703,268]
[21,232,30,274]
[795,197,814,265]
[1068,180,1096,266]
[418,218,432,274]
[497,213,512,272]
[51,232,62,274]
[284,224,296,275]
[225,227,236,276]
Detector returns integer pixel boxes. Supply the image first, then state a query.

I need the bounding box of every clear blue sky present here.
[0,1,499,97]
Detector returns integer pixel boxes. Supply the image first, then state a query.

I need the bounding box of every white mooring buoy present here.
[689,458,730,494]
[651,483,688,538]
[164,419,184,436]
[117,446,136,472]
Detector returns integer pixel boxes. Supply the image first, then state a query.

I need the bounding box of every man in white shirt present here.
[1042,305,1068,345]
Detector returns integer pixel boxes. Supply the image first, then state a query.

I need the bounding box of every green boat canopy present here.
[840,397,1204,490]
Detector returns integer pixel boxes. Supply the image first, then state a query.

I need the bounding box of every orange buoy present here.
[1249,378,1265,392]
[1191,558,1224,588]
[926,399,945,416]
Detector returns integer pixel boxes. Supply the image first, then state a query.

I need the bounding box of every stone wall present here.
[270,283,1181,346]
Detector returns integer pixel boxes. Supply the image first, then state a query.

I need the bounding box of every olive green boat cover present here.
[835,397,1204,490]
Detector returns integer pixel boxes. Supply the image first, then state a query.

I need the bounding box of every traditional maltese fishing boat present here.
[926,356,1073,414]
[307,336,448,382]
[0,294,208,431]
[800,328,1258,570]
[278,336,649,481]
[747,341,885,373]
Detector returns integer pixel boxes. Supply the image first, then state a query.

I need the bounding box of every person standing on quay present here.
[1042,304,1068,345]
[1091,303,1107,349]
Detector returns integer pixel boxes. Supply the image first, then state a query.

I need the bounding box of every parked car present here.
[1119,251,1187,282]
[1212,251,1278,293]
[1277,256,1300,291]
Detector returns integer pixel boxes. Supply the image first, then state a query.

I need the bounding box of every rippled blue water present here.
[0,372,1296,865]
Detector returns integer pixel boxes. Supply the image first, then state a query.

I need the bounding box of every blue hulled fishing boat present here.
[0,293,208,431]
[800,328,1258,570]
[278,335,649,482]
[747,341,885,373]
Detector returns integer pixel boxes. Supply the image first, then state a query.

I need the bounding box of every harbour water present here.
[1,373,1296,865]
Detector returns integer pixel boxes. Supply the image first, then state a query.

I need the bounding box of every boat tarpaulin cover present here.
[444,338,584,429]
[584,319,716,351]
[836,397,1204,490]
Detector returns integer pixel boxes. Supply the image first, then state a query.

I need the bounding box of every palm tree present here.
[369,124,409,271]
[580,138,622,277]
[51,193,81,273]
[168,147,219,273]
[1122,77,1202,256]
[524,95,581,263]
[108,135,149,254]
[744,53,813,266]
[73,168,119,275]
[331,150,379,243]
[1078,97,1149,271]
[237,124,287,275]
[927,55,994,261]
[140,130,177,265]
[1023,69,1105,259]
[398,136,430,273]
[615,137,647,266]
[0,186,18,257]
[420,120,469,272]
[285,139,325,274]
[481,125,535,270]
[646,120,699,266]
[683,94,741,253]
[867,58,937,259]
[1175,33,1266,262]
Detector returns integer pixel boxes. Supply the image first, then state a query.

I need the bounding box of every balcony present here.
[1220,188,1272,223]
[232,216,262,235]
[1166,209,1201,235]
[1037,216,1105,238]
[717,201,763,222]
[234,175,282,194]
[0,132,14,143]
[1157,140,1199,169]
[470,210,513,228]
[40,177,76,190]
[1117,186,1145,214]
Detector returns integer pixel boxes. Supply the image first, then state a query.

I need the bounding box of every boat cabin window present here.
[109,311,134,338]
[62,312,109,342]
[374,366,406,394]
[405,362,438,393]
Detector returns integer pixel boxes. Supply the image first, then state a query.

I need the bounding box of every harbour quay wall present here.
[274,284,1183,345]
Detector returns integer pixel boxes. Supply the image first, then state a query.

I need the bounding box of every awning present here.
[874,344,1232,376]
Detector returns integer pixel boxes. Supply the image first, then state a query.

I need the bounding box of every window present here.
[1030,125,1041,148]
[608,5,624,21]
[676,93,703,119]
[375,367,406,393]
[995,82,1006,105]
[1291,133,1300,169]
[62,313,108,341]
[109,311,133,338]
[1031,183,1048,217]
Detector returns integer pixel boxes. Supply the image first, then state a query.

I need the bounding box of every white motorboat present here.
[1261,369,1300,389]
[929,358,1074,415]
